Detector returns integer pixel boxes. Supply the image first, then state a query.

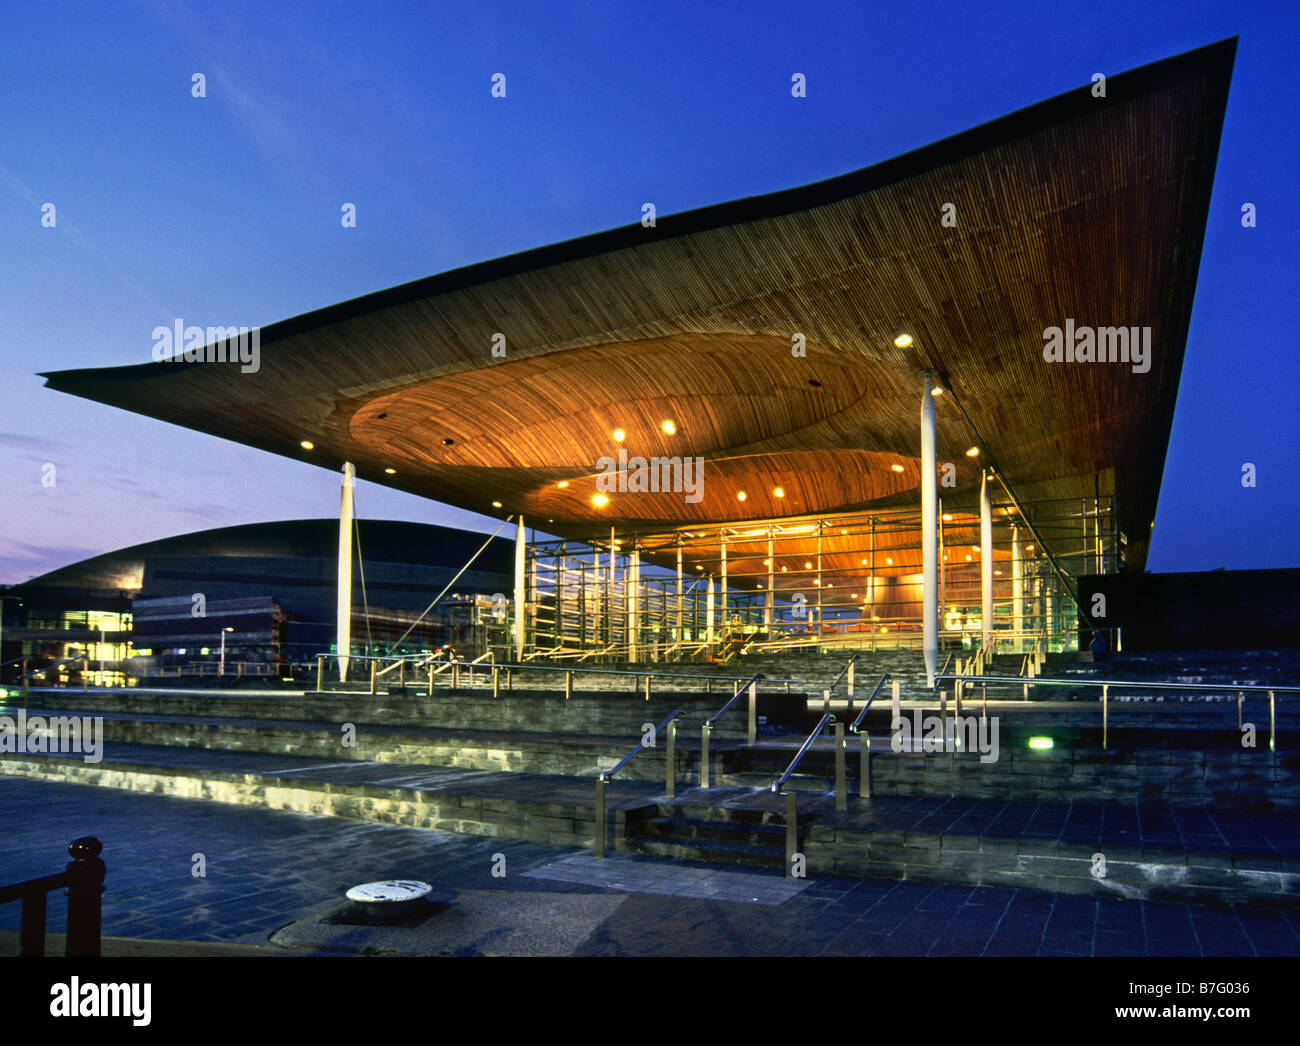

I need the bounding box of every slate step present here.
[634,815,791,847]
[628,835,787,869]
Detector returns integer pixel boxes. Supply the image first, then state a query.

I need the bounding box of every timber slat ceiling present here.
[41,40,1235,572]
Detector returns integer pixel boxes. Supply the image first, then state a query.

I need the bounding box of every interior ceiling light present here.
[736,491,747,502]
[886,558,893,565]
[441,438,454,446]
[299,440,314,450]
[613,428,626,443]
[592,494,609,508]
[942,513,953,521]
[492,501,503,509]
[557,480,569,488]
[890,464,905,473]
[384,467,396,474]
[805,561,813,569]
[661,420,676,435]
[773,487,785,498]
[894,332,914,348]
[965,446,980,457]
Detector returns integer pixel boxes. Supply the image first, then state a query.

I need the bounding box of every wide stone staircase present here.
[3,646,1298,907]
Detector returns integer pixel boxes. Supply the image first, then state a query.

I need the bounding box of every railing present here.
[936,673,1300,750]
[699,672,765,786]
[847,672,891,801]
[0,837,105,957]
[820,654,859,712]
[772,713,846,878]
[593,710,685,857]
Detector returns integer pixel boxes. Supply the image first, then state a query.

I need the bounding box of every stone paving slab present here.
[522,852,812,904]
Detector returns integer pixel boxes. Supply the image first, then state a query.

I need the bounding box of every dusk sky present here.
[1,0,1295,583]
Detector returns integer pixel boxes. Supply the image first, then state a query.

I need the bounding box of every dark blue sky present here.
[1,0,1295,581]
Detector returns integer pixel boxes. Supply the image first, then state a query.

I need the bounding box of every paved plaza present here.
[1,776,1297,956]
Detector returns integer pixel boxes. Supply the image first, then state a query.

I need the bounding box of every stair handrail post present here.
[64,837,105,958]
[859,732,871,801]
[784,791,798,879]
[700,721,711,788]
[834,721,846,812]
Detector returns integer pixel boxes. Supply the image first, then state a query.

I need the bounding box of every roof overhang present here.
[42,39,1236,572]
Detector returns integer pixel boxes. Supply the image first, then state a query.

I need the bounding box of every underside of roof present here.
[41,39,1236,573]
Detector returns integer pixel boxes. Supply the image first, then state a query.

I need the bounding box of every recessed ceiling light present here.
[894,332,913,348]
[891,464,905,473]
[804,562,812,569]
[557,480,569,488]
[442,438,454,446]
[966,446,980,457]
[299,440,314,450]
[930,386,944,397]
[492,501,502,509]
[965,554,972,561]
[384,467,396,474]
[613,428,626,443]
[886,557,893,565]
[592,494,609,508]
[781,566,788,572]
[736,491,747,502]
[773,487,784,498]
[661,420,676,435]
[860,559,868,566]
[942,513,953,521]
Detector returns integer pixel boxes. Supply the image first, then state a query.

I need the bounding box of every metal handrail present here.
[772,713,835,792]
[600,709,685,782]
[429,657,802,687]
[703,672,765,727]
[934,653,953,690]
[849,673,890,733]
[20,656,85,679]
[936,674,1300,694]
[0,837,105,957]
[825,654,858,698]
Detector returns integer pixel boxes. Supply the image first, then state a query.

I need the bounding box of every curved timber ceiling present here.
[40,40,1236,572]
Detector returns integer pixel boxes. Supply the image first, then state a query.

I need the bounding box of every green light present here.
[1028,736,1054,750]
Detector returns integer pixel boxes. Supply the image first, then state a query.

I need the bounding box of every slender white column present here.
[720,536,728,633]
[629,548,640,662]
[336,462,355,682]
[981,470,993,649]
[706,576,715,642]
[514,516,526,660]
[1012,525,1024,654]
[676,540,684,643]
[921,373,938,687]
[765,534,774,630]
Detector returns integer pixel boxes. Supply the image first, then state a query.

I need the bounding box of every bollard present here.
[369,661,377,695]
[785,792,798,879]
[492,666,500,699]
[822,688,830,713]
[665,719,676,798]
[747,681,758,746]
[891,679,900,723]
[847,661,855,704]
[317,654,325,692]
[701,723,711,789]
[859,732,871,800]
[565,671,573,700]
[594,777,607,858]
[834,721,846,812]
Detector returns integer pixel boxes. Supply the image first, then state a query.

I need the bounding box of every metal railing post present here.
[565,671,573,700]
[1269,690,1276,753]
[834,721,846,811]
[665,718,676,798]
[1237,691,1243,730]
[700,723,711,788]
[645,674,651,701]
[859,732,871,800]
[316,654,325,691]
[65,837,105,958]
[785,792,798,878]
[822,688,830,713]
[21,658,28,700]
[847,660,855,704]
[427,663,435,697]
[452,662,460,689]
[1102,683,1108,750]
[594,777,607,858]
[954,676,962,717]
[398,659,406,689]
[83,657,89,692]
[20,890,47,957]
[369,660,377,695]
[492,666,500,699]
[747,681,757,746]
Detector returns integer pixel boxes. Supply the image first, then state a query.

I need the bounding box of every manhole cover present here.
[345,880,433,917]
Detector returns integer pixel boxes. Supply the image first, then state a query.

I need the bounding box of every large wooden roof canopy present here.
[42,40,1235,573]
